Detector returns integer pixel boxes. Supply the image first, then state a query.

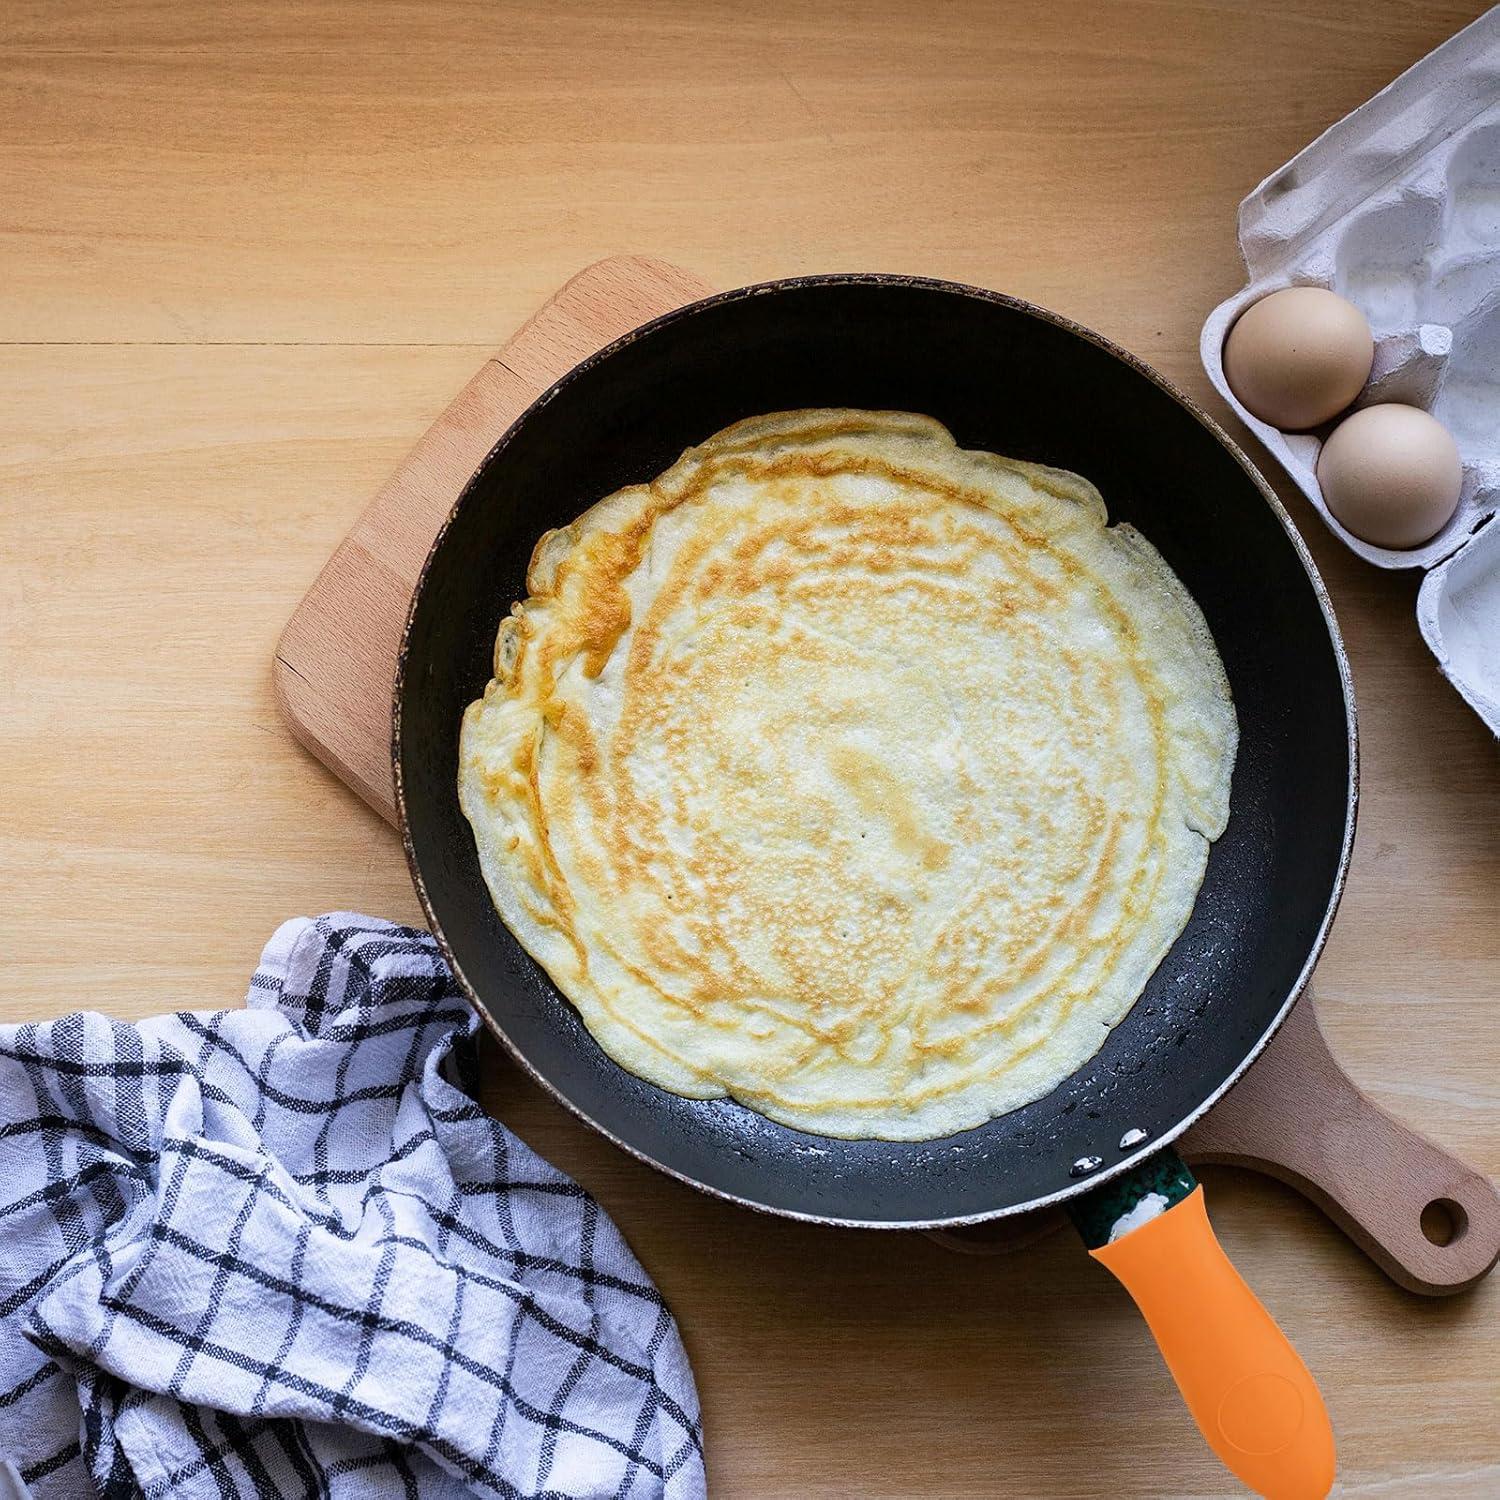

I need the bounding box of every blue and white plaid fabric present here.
[0,915,704,1499]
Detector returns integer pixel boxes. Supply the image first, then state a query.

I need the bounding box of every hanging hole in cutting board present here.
[1420,1197,1469,1247]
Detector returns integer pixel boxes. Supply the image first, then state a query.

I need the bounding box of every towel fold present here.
[0,915,704,1499]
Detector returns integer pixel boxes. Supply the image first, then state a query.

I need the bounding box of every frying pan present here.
[395,276,1355,1498]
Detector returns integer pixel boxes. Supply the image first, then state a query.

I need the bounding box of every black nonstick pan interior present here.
[396,276,1355,1226]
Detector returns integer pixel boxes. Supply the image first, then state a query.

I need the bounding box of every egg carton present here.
[1200,8,1500,735]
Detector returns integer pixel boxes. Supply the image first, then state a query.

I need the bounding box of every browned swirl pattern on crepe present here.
[459,410,1237,1139]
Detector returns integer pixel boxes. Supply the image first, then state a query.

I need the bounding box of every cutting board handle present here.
[274,256,1498,1297]
[1182,994,1500,1296]
[933,997,1500,1296]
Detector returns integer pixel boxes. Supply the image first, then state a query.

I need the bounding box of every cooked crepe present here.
[459,409,1237,1140]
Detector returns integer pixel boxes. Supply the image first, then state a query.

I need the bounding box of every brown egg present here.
[1316,403,1463,550]
[1223,287,1374,430]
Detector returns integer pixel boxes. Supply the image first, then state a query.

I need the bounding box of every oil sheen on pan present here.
[458,409,1238,1140]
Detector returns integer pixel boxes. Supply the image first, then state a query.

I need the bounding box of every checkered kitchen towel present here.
[0,915,704,1499]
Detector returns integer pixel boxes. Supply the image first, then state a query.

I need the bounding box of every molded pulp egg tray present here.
[1201,9,1500,735]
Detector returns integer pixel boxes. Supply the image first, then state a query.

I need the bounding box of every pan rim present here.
[393,271,1360,1230]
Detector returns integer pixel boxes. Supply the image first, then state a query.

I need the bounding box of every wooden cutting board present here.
[275,254,1499,1295]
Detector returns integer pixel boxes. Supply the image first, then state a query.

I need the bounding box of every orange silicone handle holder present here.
[1090,1186,1336,1499]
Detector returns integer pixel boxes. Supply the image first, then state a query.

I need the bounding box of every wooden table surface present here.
[3,2,1497,1495]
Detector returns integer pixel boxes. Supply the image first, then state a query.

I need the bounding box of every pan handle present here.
[1182,994,1500,1296]
[1072,1152,1336,1500]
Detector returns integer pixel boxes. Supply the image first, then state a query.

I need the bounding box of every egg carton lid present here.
[1200,9,1500,738]
[1234,12,1500,278]
[1418,517,1500,732]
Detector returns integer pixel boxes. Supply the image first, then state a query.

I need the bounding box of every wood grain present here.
[2,3,1497,1495]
